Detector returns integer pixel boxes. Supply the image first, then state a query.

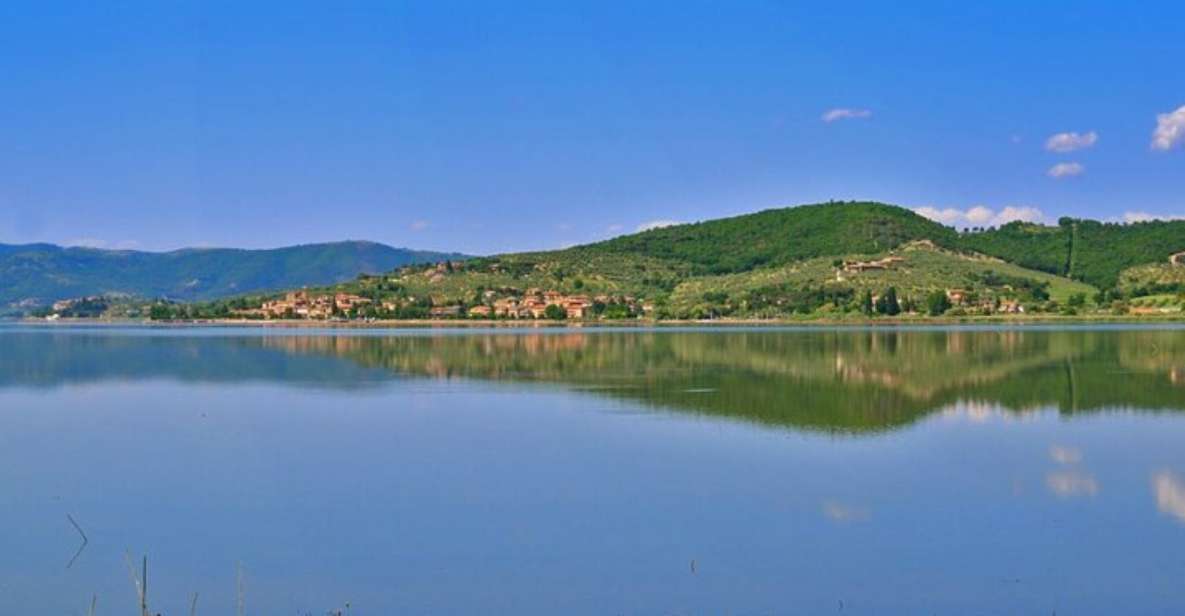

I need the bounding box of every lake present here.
[2,325,1185,614]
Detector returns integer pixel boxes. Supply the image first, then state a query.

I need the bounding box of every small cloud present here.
[964,206,995,225]
[606,224,624,233]
[556,223,574,232]
[914,207,965,226]
[1045,131,1098,153]
[409,220,430,231]
[1010,134,1024,144]
[821,108,872,123]
[637,219,681,232]
[995,206,1045,224]
[1153,470,1185,523]
[66,238,108,249]
[1123,211,1185,223]
[1046,471,1099,498]
[822,500,869,522]
[1050,445,1083,465]
[1152,104,1185,151]
[1047,162,1085,179]
[914,205,1047,228]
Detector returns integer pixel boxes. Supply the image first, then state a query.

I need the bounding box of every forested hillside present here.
[585,201,960,274]
[959,218,1185,289]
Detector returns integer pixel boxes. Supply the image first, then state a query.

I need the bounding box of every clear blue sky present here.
[2,2,1183,254]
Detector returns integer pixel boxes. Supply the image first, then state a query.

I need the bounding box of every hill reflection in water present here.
[6,326,1181,434]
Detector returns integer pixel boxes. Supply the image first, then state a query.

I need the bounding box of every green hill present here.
[0,240,466,314]
[230,202,1111,321]
[584,201,959,274]
[477,202,1183,292]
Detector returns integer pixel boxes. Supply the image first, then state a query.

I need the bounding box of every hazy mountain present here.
[0,240,467,312]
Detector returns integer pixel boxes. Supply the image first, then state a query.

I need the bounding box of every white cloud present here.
[1123,211,1185,223]
[1047,162,1085,179]
[914,207,965,226]
[964,206,995,225]
[409,220,430,231]
[995,206,1047,224]
[1045,131,1098,153]
[821,108,872,123]
[914,205,1047,228]
[1153,470,1185,524]
[66,238,108,249]
[1152,105,1185,151]
[606,224,624,233]
[636,219,681,232]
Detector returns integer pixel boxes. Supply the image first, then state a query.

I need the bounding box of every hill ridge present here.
[0,240,467,313]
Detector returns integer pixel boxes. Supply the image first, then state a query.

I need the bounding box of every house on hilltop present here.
[842,256,905,273]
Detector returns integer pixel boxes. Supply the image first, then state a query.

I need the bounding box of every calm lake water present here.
[3,325,1185,615]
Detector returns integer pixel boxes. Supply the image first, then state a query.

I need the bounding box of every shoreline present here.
[9,314,1185,329]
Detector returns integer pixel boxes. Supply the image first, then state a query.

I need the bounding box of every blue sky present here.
[1,2,1183,254]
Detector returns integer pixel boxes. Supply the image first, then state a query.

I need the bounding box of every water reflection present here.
[3,326,1185,613]
[1153,471,1185,524]
[3,326,1185,434]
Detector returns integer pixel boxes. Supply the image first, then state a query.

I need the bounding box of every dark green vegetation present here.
[587,201,959,274]
[0,241,466,314]
[10,328,1182,434]
[961,217,1185,289]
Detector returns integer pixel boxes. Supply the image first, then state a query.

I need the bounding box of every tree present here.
[860,290,874,315]
[875,287,901,316]
[926,291,952,316]
[148,304,174,320]
[544,304,566,320]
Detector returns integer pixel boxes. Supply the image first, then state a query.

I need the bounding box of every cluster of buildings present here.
[50,296,106,313]
[247,288,641,321]
[481,290,594,319]
[258,291,373,319]
[944,289,1024,314]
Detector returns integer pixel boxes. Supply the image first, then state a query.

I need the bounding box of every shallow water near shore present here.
[3,325,1185,614]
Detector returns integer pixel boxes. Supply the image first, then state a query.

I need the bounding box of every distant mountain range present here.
[0,240,467,313]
